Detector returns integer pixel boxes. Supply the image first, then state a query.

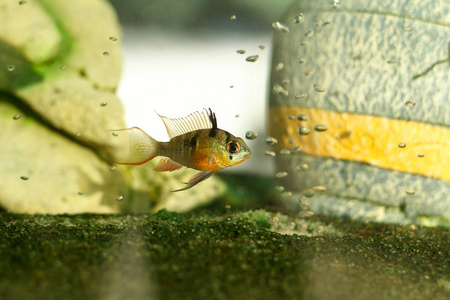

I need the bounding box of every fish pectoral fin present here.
[172,171,214,192]
[153,158,183,172]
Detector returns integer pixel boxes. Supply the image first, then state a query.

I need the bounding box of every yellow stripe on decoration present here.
[269,106,450,182]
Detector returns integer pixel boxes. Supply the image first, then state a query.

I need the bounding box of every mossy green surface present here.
[1,207,449,300]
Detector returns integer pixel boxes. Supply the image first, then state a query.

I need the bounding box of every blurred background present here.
[108,0,292,175]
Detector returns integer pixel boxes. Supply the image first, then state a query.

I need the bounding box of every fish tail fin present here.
[112,127,158,165]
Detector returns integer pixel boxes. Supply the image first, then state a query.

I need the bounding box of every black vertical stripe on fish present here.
[190,133,198,147]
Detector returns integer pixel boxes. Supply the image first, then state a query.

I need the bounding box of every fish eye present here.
[227,141,241,154]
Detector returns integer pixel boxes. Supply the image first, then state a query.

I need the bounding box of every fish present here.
[114,108,251,191]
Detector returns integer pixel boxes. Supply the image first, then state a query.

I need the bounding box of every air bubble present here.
[112,132,118,136]
[299,40,308,46]
[7,65,15,71]
[273,84,288,96]
[314,84,326,92]
[100,102,107,107]
[322,22,333,28]
[417,154,424,158]
[314,125,328,132]
[103,51,109,56]
[272,21,289,33]
[296,163,309,171]
[259,45,265,50]
[76,133,82,137]
[297,114,309,121]
[78,191,83,195]
[298,126,311,135]
[19,1,27,5]
[312,185,326,192]
[295,93,307,100]
[280,149,291,156]
[275,172,288,178]
[387,60,396,65]
[245,131,258,140]
[305,30,314,38]
[290,146,302,154]
[236,50,246,54]
[13,114,22,120]
[109,166,116,171]
[275,186,285,192]
[116,196,124,201]
[20,176,29,180]
[109,36,118,41]
[60,66,67,70]
[230,15,236,20]
[246,55,259,62]
[331,0,341,9]
[297,58,305,64]
[405,100,416,107]
[276,62,284,71]
[405,189,415,195]
[402,26,413,33]
[264,151,276,157]
[287,115,296,120]
[398,142,406,148]
[264,137,278,146]
[304,70,314,76]
[294,13,304,24]
[282,79,290,85]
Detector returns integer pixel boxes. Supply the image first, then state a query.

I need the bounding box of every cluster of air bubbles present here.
[264,137,278,146]
[294,13,304,24]
[295,93,307,100]
[246,55,259,62]
[272,21,289,33]
[6,65,15,71]
[313,125,328,132]
[13,114,22,120]
[236,50,246,54]
[273,84,288,96]
[245,131,258,140]
[109,36,118,41]
[331,0,341,9]
[298,126,311,135]
[103,51,109,56]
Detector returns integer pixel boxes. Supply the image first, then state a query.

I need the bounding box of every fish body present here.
[115,109,251,191]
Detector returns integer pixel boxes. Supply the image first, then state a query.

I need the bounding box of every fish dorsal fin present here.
[158,108,218,139]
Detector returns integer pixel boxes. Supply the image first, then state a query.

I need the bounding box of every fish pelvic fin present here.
[113,127,158,165]
[172,171,214,192]
[154,158,183,172]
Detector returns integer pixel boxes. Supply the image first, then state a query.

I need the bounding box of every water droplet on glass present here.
[398,142,406,148]
[109,166,116,171]
[276,62,284,71]
[314,125,328,132]
[297,114,309,121]
[259,45,265,50]
[13,114,22,120]
[294,13,304,24]
[109,36,118,41]
[230,15,236,20]
[273,84,288,96]
[405,100,416,107]
[246,55,259,62]
[264,151,276,157]
[103,51,109,56]
[405,189,415,195]
[245,131,258,140]
[116,196,124,201]
[7,65,15,71]
[78,191,83,195]
[304,70,314,76]
[264,137,278,146]
[60,66,67,70]
[272,21,289,33]
[297,58,305,64]
[305,30,314,38]
[295,93,307,100]
[20,176,29,180]
[100,101,107,106]
[280,149,291,156]
[331,0,341,9]
[417,154,424,158]
[275,172,287,178]
[314,84,326,93]
[112,132,118,136]
[402,26,413,33]
[299,40,308,46]
[236,49,246,54]
[298,126,311,135]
